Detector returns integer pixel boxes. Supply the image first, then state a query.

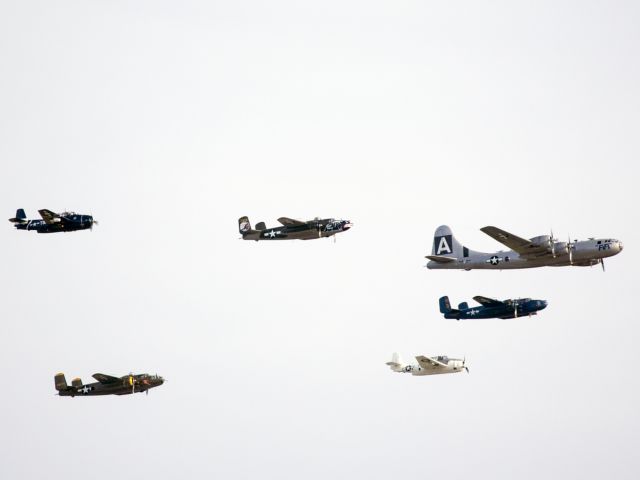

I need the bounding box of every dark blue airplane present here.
[439,295,547,320]
[9,208,97,233]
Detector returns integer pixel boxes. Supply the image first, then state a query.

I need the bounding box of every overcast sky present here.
[1,1,639,479]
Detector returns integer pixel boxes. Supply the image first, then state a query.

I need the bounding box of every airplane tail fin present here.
[238,216,251,235]
[54,373,68,391]
[71,377,83,388]
[386,352,405,372]
[458,302,469,310]
[9,209,27,223]
[254,222,266,231]
[439,296,456,314]
[430,225,470,259]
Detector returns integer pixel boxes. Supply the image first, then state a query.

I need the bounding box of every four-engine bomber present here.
[426,225,623,271]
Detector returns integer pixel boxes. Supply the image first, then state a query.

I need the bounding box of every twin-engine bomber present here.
[426,225,622,270]
[239,216,352,241]
[440,295,547,320]
[55,372,164,397]
[9,208,97,233]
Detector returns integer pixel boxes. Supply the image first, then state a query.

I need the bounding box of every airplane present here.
[55,372,164,397]
[439,295,547,320]
[386,352,468,376]
[426,225,623,271]
[238,216,352,241]
[9,208,97,233]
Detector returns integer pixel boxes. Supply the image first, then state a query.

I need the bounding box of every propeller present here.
[567,235,574,265]
[549,229,556,257]
[601,258,605,272]
[463,357,469,373]
[514,301,518,318]
[89,212,99,231]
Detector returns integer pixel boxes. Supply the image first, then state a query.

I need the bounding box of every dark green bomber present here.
[55,372,164,397]
[238,216,352,241]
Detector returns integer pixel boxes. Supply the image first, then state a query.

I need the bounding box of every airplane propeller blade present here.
[567,235,573,265]
[601,258,605,272]
[550,229,556,257]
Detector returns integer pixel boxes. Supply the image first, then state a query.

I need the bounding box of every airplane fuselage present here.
[243,219,352,241]
[58,375,164,397]
[428,238,623,270]
[445,299,547,320]
[403,359,466,376]
[13,214,94,233]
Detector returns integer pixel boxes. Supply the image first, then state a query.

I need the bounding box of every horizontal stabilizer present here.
[425,255,457,263]
[9,208,27,223]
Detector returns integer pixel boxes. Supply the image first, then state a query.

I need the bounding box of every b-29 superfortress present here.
[426,225,623,270]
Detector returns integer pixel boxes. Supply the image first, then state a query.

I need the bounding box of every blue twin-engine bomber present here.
[440,295,547,320]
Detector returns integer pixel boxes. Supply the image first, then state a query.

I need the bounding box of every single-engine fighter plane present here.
[9,208,97,233]
[426,225,623,271]
[440,295,547,320]
[55,372,164,397]
[386,352,468,376]
[238,216,352,241]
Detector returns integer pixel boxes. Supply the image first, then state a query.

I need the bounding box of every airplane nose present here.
[618,241,624,251]
[343,221,353,230]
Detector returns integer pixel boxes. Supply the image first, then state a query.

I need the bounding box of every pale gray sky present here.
[1,1,639,479]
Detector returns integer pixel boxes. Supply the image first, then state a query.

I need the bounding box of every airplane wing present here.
[480,226,548,255]
[472,295,504,306]
[38,209,61,224]
[92,373,121,384]
[277,217,306,227]
[416,355,448,370]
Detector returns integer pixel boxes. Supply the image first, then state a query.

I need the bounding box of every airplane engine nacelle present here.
[552,242,568,254]
[529,235,551,247]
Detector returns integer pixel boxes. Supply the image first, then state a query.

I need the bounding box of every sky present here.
[1,1,639,478]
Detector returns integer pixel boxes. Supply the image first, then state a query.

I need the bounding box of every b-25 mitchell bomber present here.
[440,295,547,320]
[238,216,352,241]
[55,372,164,397]
[9,208,97,233]
[386,352,468,376]
[426,225,623,271]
